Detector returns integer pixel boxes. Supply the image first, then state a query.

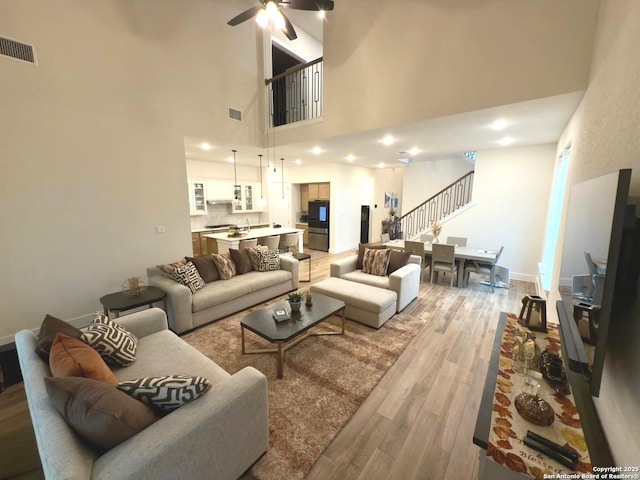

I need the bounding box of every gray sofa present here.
[147,256,299,334]
[15,308,268,480]
[330,254,422,313]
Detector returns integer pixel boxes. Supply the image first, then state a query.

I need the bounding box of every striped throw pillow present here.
[172,262,205,293]
[117,375,211,412]
[82,314,138,367]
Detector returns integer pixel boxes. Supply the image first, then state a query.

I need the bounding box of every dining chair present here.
[464,246,504,292]
[584,251,605,304]
[430,243,457,287]
[420,233,434,243]
[381,232,391,243]
[404,240,429,281]
[239,238,258,250]
[259,235,280,251]
[279,232,299,254]
[446,236,467,246]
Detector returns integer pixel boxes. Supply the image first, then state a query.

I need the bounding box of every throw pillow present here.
[387,250,412,274]
[117,375,211,413]
[36,314,84,361]
[362,248,391,276]
[157,259,187,278]
[82,314,138,367]
[211,252,236,280]
[258,248,280,271]
[172,262,205,293]
[49,333,118,385]
[44,376,159,452]
[356,243,387,270]
[246,245,268,272]
[185,255,220,283]
[229,248,254,275]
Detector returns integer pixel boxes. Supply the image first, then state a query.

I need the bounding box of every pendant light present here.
[232,149,241,207]
[280,157,287,205]
[258,154,266,207]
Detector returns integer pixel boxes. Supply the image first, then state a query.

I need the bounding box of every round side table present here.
[99,285,167,318]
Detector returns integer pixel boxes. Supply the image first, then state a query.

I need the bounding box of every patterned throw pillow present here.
[172,262,205,293]
[82,314,138,367]
[258,248,280,271]
[362,248,391,276]
[246,245,268,272]
[211,252,237,280]
[117,375,212,413]
[157,259,187,278]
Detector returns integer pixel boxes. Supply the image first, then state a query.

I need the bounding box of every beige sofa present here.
[147,256,299,334]
[15,308,268,480]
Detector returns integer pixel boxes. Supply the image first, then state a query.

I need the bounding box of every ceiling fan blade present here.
[280,10,298,40]
[227,5,264,26]
[285,0,334,11]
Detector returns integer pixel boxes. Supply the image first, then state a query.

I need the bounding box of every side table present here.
[99,285,167,318]
[292,252,311,282]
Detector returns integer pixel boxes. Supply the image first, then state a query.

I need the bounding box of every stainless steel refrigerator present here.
[308,200,329,251]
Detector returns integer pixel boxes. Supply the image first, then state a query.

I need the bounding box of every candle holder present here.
[518,295,548,333]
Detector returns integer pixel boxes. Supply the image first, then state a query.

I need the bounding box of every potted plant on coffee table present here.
[287,292,304,312]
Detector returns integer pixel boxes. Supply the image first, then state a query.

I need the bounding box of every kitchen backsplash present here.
[190,204,266,230]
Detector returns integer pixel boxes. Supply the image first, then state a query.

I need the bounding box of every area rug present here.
[182,299,426,480]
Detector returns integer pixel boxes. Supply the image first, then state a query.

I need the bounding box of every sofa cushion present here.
[117,375,211,413]
[82,314,138,367]
[191,277,253,313]
[211,252,237,280]
[185,255,220,283]
[49,333,118,385]
[172,262,206,293]
[387,250,412,274]
[362,248,391,276]
[44,376,159,452]
[340,270,390,289]
[36,314,84,361]
[229,248,254,275]
[356,243,387,270]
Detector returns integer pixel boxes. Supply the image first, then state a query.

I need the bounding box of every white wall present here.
[0,0,264,342]
[402,155,475,214]
[443,145,556,281]
[372,168,404,244]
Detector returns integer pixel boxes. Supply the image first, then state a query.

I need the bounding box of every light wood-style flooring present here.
[244,249,535,480]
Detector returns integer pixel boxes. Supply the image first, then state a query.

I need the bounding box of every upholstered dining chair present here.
[446,236,467,246]
[464,246,504,292]
[279,232,299,254]
[404,240,429,281]
[430,243,458,287]
[381,232,391,243]
[259,235,280,251]
[239,238,258,249]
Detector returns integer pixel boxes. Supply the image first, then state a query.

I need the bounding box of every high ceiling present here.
[184,91,583,169]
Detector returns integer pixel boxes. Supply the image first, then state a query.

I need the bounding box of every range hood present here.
[206,199,233,205]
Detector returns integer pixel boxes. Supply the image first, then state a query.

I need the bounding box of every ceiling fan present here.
[227,0,335,41]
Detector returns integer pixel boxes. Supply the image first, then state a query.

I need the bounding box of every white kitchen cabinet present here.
[188,180,207,215]
[231,183,262,213]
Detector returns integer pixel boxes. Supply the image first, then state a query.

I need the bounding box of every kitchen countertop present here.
[203,226,304,241]
[192,223,269,234]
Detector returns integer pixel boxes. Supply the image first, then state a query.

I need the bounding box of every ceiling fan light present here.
[255,9,268,28]
[274,10,286,30]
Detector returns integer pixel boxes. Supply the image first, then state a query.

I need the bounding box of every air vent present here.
[228,107,243,122]
[0,36,36,64]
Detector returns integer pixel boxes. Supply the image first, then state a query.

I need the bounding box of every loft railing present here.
[266,57,323,128]
[385,170,475,240]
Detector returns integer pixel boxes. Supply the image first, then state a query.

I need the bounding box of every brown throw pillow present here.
[229,248,254,275]
[185,255,220,283]
[211,252,236,280]
[362,248,391,276]
[49,333,118,385]
[387,250,412,274]
[356,243,387,270]
[44,376,160,452]
[36,314,84,361]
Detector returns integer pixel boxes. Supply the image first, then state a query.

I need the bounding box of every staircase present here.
[390,170,475,240]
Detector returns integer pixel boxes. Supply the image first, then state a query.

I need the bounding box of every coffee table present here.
[240,293,346,378]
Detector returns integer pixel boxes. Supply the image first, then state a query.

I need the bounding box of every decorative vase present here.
[289,301,302,312]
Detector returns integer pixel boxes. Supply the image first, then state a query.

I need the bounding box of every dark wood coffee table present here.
[240,293,346,378]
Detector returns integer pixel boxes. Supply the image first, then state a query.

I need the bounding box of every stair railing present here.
[389,170,475,240]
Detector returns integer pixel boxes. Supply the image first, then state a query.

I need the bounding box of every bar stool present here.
[239,238,258,250]
[279,233,299,254]
[259,235,280,251]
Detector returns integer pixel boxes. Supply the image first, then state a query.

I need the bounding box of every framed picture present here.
[384,192,392,208]
[391,193,399,209]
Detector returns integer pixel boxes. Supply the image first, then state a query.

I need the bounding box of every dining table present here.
[382,239,499,287]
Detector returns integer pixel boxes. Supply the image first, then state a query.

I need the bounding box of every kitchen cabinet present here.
[300,184,309,211]
[192,233,201,256]
[188,180,207,216]
[318,182,330,200]
[305,182,330,202]
[231,183,262,213]
[295,223,309,245]
[308,183,319,200]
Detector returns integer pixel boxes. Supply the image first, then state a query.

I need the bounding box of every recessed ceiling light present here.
[408,147,420,156]
[497,136,514,146]
[318,10,326,19]
[378,162,385,168]
[311,146,323,155]
[381,135,395,146]
[490,119,508,131]
[200,142,212,151]
[346,154,355,162]
[227,156,235,163]
[295,159,302,165]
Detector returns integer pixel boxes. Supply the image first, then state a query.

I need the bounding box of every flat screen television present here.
[557,168,640,465]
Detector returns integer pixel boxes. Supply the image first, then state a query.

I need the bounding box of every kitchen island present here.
[204,227,304,254]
